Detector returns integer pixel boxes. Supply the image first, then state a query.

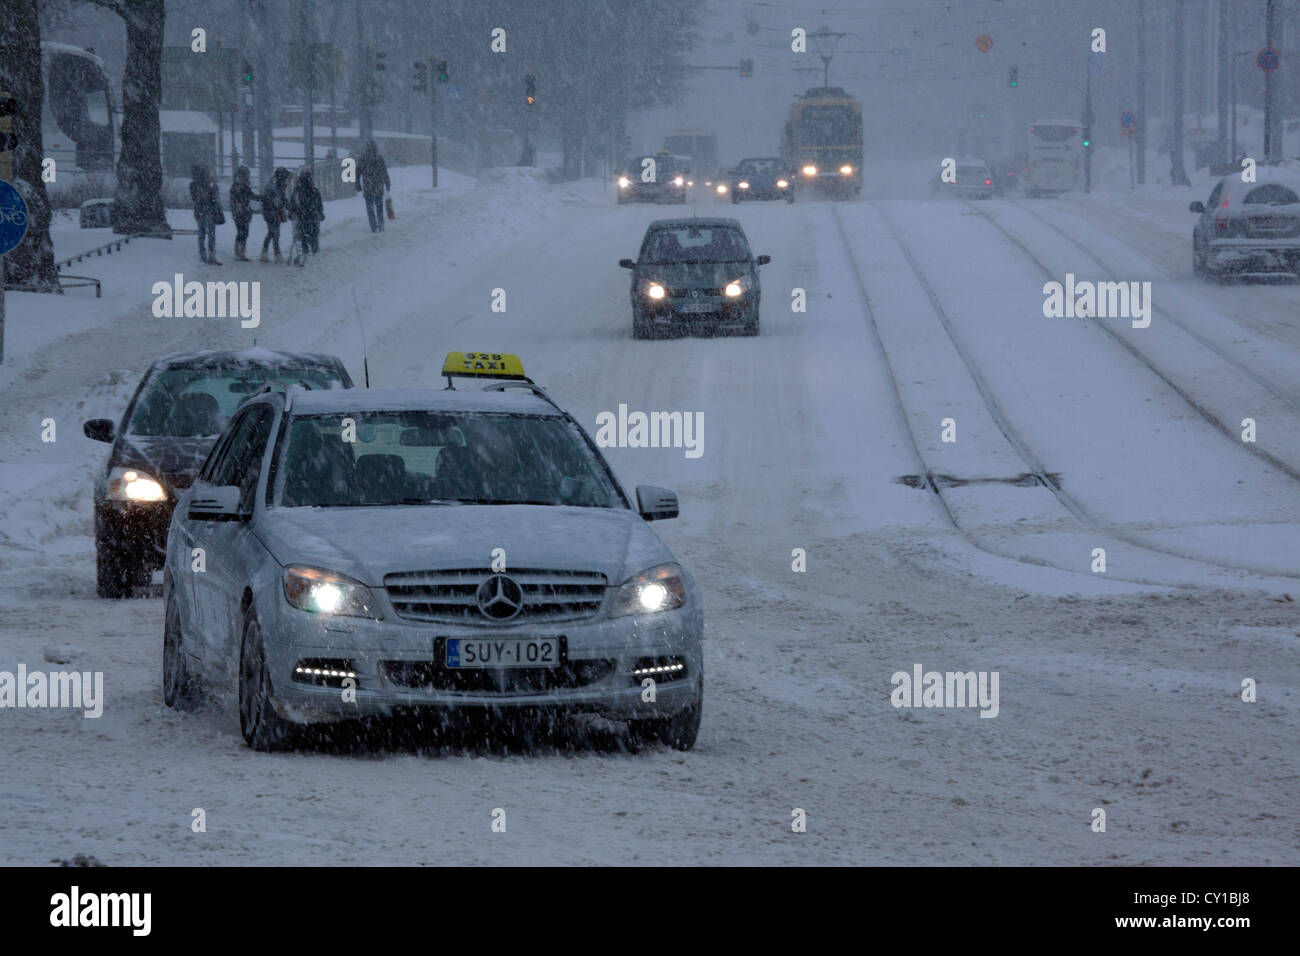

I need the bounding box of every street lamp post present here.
[1229,50,1255,163]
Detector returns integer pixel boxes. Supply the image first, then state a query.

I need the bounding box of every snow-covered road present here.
[1,168,1297,864]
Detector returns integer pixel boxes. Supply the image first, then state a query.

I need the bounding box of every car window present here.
[207,405,275,511]
[127,363,344,437]
[640,226,751,263]
[275,411,623,509]
[1242,184,1300,205]
[957,166,989,181]
[1206,182,1224,209]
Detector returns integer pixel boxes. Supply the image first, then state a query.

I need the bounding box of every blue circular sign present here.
[1257,47,1281,71]
[1120,110,1137,130]
[0,180,29,256]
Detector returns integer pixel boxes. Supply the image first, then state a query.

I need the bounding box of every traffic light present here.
[436,60,449,84]
[1008,65,1018,88]
[0,91,15,183]
[1081,130,1092,148]
[241,61,254,85]
[413,60,427,93]
[740,57,753,78]
[375,49,387,72]
[525,73,536,105]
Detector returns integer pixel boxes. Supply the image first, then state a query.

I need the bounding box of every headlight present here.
[802,164,816,176]
[687,180,694,186]
[724,275,752,297]
[777,179,789,188]
[283,565,379,618]
[618,177,630,188]
[108,467,166,502]
[738,181,750,189]
[639,278,666,299]
[716,184,727,194]
[840,164,853,175]
[673,176,684,186]
[608,563,686,617]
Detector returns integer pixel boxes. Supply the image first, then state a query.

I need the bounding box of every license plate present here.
[680,302,714,313]
[445,636,561,668]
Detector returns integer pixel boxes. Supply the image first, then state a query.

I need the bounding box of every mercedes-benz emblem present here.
[476,574,524,621]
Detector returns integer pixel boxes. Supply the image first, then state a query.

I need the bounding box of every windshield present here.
[275,410,624,509]
[738,159,781,175]
[640,226,750,264]
[1031,124,1079,143]
[957,166,990,181]
[128,364,344,437]
[797,106,856,146]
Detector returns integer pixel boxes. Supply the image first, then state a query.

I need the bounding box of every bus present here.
[1027,119,1081,196]
[782,87,862,197]
[663,129,718,181]
[41,42,116,176]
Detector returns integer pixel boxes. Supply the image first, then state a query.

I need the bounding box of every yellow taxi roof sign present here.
[442,351,528,381]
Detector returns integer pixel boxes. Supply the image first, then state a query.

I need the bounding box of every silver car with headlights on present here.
[162,352,703,751]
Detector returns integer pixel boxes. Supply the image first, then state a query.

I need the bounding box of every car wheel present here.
[743,309,760,336]
[786,193,795,204]
[95,536,139,599]
[630,681,702,751]
[730,192,739,204]
[239,611,296,751]
[1192,242,1205,277]
[163,582,200,710]
[632,313,653,340]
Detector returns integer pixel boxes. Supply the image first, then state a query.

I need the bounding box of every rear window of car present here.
[957,166,990,181]
[1242,184,1300,205]
[640,225,751,263]
[128,364,345,437]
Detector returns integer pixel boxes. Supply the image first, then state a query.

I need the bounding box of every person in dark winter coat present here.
[356,140,390,232]
[289,170,325,256]
[260,167,291,262]
[189,163,222,264]
[229,165,255,261]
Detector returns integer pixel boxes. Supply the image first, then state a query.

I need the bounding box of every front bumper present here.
[95,498,175,568]
[639,294,756,329]
[258,596,704,724]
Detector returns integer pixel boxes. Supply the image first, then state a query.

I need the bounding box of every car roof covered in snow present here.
[150,347,347,371]
[647,217,744,231]
[286,386,559,417]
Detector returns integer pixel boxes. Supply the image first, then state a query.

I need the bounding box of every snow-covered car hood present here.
[110,434,219,492]
[254,503,674,587]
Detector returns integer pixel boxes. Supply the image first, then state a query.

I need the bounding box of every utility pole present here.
[1216,0,1229,163]
[298,0,314,171]
[1264,0,1277,160]
[1136,0,1147,184]
[355,1,372,145]
[251,0,275,188]
[1083,57,1095,193]
[1170,0,1190,186]
[430,57,439,188]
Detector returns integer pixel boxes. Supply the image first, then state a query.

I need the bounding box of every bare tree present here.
[0,0,58,287]
[83,0,171,235]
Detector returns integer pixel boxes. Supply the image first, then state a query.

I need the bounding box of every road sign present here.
[1120,110,1138,135]
[975,34,993,53]
[1257,47,1281,71]
[0,180,28,255]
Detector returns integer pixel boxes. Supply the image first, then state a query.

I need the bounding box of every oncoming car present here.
[162,354,704,751]
[1190,169,1300,280]
[619,218,770,338]
[728,157,795,204]
[83,349,353,598]
[616,153,689,203]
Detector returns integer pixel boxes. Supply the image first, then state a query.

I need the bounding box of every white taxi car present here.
[162,353,704,751]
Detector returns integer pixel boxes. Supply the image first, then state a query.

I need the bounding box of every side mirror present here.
[618,258,636,269]
[756,254,771,265]
[636,485,678,522]
[188,484,246,521]
[83,419,115,443]
[1189,200,1205,213]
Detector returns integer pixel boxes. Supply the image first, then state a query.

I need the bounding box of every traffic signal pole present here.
[430,57,438,188]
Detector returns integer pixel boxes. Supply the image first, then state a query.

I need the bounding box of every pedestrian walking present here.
[189,163,223,265]
[229,165,255,261]
[356,140,390,233]
[289,169,325,257]
[260,167,291,263]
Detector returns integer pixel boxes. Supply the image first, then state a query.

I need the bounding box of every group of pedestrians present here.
[188,139,389,266]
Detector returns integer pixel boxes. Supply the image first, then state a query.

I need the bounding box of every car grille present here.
[667,287,724,297]
[384,568,607,624]
[382,659,616,694]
